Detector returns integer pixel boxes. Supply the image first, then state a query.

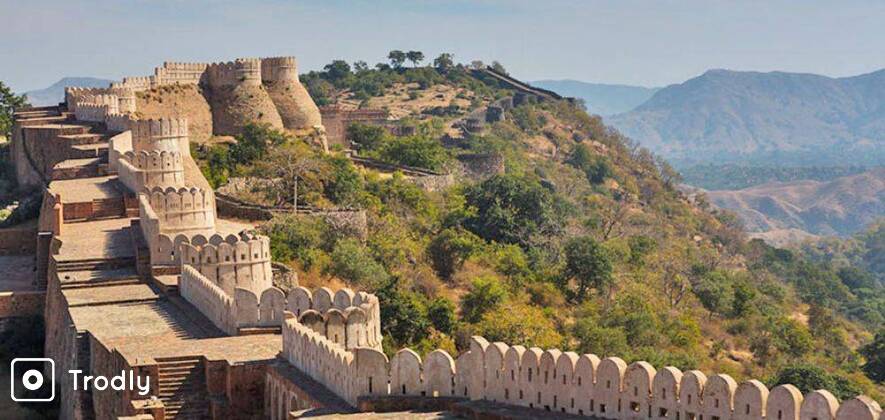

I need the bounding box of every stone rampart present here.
[177,231,272,296]
[105,113,132,132]
[262,56,322,130]
[180,265,237,334]
[76,56,321,135]
[65,87,111,111]
[179,266,284,333]
[73,103,110,122]
[319,106,389,147]
[260,56,299,83]
[286,286,381,350]
[130,118,189,155]
[206,58,262,88]
[118,150,186,192]
[111,75,156,91]
[144,186,215,230]
[278,325,884,419]
[154,61,209,85]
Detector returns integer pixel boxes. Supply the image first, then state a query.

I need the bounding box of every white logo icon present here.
[10,358,55,402]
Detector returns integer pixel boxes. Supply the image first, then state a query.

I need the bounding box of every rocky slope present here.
[706,167,885,238]
[609,69,885,166]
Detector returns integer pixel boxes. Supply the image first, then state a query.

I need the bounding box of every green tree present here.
[323,60,353,87]
[328,239,390,289]
[568,143,613,184]
[0,81,28,138]
[229,123,290,167]
[388,50,407,69]
[693,270,733,317]
[463,174,562,246]
[427,228,482,280]
[475,302,562,349]
[346,123,389,151]
[860,329,885,383]
[573,318,630,357]
[427,297,456,334]
[731,280,757,317]
[433,53,454,72]
[261,214,328,269]
[460,276,506,323]
[560,236,613,302]
[375,278,430,346]
[770,364,862,400]
[405,50,425,67]
[374,134,449,170]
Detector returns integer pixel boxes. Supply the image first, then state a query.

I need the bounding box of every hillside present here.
[532,79,659,116]
[196,58,885,402]
[706,167,885,239]
[24,77,114,106]
[609,69,885,166]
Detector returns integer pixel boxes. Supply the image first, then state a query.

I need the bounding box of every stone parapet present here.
[278,325,885,420]
[130,118,189,153]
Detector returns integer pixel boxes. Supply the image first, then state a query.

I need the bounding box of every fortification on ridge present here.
[11,55,882,419]
[104,56,323,139]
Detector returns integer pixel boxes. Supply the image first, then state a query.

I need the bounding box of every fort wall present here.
[279,322,884,420]
[262,56,323,130]
[319,106,389,148]
[286,286,381,350]
[177,231,273,296]
[130,118,190,156]
[143,186,216,235]
[180,265,237,334]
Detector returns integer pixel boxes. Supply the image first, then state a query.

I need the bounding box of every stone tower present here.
[205,58,284,136]
[261,56,323,130]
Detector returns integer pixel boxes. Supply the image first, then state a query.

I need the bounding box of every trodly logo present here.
[69,369,150,396]
[10,358,55,402]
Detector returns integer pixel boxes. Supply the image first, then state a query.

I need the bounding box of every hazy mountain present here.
[608,69,885,166]
[705,167,885,241]
[24,77,114,106]
[531,80,659,116]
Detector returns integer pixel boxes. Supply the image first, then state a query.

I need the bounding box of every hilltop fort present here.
[0,56,882,420]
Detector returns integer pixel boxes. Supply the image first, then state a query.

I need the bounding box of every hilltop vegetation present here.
[194,54,885,402]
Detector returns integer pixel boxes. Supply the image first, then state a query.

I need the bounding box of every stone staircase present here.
[55,256,136,273]
[91,197,125,219]
[156,356,210,419]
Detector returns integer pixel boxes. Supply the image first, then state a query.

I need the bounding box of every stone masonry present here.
[5,56,884,420]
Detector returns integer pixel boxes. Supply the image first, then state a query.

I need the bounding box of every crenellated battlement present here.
[108,87,137,113]
[279,325,885,419]
[118,149,185,191]
[110,75,156,91]
[143,186,216,235]
[130,117,189,153]
[154,61,210,86]
[261,56,299,83]
[177,231,273,296]
[206,58,263,88]
[285,286,382,350]
[105,113,132,132]
[73,103,111,123]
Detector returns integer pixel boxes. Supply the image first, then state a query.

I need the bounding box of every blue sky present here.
[2,0,885,92]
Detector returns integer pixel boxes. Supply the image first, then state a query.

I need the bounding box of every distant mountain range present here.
[531,80,659,116]
[704,167,885,241]
[607,69,885,167]
[24,77,114,106]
